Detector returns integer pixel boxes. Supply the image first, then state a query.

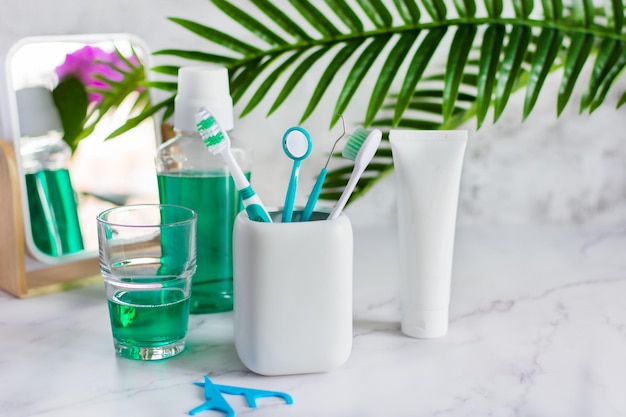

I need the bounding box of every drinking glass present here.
[96,204,196,360]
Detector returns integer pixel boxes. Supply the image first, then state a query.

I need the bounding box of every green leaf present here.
[289,0,342,37]
[523,28,563,119]
[513,0,534,18]
[52,76,88,152]
[571,0,595,26]
[393,0,421,23]
[484,0,503,18]
[617,91,626,108]
[168,17,260,55]
[421,0,447,21]
[331,35,392,126]
[150,65,180,76]
[541,0,562,21]
[476,24,505,128]
[393,27,447,126]
[251,0,312,40]
[146,81,178,92]
[153,49,236,66]
[212,0,287,46]
[325,0,364,33]
[240,52,305,117]
[268,46,332,116]
[604,0,624,34]
[494,25,531,122]
[581,38,624,111]
[557,33,594,115]
[589,50,626,112]
[443,24,477,122]
[231,57,276,102]
[453,0,477,18]
[365,32,418,125]
[357,0,393,28]
[301,41,362,123]
[403,100,468,118]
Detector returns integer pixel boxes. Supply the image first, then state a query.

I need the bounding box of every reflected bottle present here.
[155,65,249,314]
[16,86,83,256]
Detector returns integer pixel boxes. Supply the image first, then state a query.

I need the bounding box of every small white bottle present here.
[155,65,250,314]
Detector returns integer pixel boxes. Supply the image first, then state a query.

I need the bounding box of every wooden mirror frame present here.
[0,139,100,297]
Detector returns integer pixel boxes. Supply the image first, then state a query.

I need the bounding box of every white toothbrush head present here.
[195,106,230,154]
[343,127,382,167]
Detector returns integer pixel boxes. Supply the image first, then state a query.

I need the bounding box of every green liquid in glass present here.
[24,169,83,256]
[108,288,190,359]
[157,171,247,314]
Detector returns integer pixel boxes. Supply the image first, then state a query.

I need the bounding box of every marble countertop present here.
[1,222,625,417]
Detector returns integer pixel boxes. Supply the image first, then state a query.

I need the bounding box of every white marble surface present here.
[1,222,625,417]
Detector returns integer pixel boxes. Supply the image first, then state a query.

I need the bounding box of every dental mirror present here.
[281,126,312,222]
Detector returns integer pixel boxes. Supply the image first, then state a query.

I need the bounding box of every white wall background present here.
[2,0,625,228]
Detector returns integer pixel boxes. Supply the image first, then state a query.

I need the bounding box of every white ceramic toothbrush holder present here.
[233,209,353,376]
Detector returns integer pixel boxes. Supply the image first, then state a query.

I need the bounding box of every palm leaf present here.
[212,0,288,46]
[332,35,392,126]
[557,33,594,115]
[580,38,624,111]
[392,27,447,126]
[523,28,563,119]
[394,0,421,23]
[253,0,312,40]
[268,46,333,116]
[494,25,531,122]
[443,25,477,122]
[301,41,362,123]
[365,32,419,125]
[115,0,626,203]
[476,24,505,127]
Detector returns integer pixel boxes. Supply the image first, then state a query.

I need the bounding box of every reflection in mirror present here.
[6,34,159,264]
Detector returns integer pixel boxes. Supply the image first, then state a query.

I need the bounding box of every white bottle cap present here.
[174,65,234,132]
[401,308,449,338]
[15,86,63,137]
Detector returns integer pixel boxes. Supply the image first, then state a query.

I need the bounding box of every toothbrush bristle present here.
[342,127,369,161]
[196,108,227,154]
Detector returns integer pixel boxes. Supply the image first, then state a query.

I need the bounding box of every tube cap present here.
[401,309,448,339]
[16,86,63,137]
[174,65,234,132]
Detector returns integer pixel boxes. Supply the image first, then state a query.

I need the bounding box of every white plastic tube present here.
[389,130,467,338]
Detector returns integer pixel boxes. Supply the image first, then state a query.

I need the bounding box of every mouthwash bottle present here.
[16,86,84,256]
[155,65,249,314]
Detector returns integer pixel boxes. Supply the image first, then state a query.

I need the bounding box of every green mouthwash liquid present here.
[108,288,190,360]
[157,170,247,314]
[24,168,83,256]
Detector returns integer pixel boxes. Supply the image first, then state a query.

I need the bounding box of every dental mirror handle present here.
[282,160,301,222]
[301,167,327,222]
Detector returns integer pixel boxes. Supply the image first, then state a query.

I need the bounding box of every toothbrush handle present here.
[223,148,272,223]
[282,161,301,222]
[301,167,327,222]
[327,163,365,220]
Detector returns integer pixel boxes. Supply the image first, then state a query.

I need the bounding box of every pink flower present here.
[55,45,138,104]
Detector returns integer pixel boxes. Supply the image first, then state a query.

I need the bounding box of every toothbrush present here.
[300,117,346,222]
[327,127,382,220]
[195,107,272,223]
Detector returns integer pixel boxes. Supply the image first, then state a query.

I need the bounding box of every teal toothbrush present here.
[300,118,346,222]
[327,127,383,220]
[195,107,272,223]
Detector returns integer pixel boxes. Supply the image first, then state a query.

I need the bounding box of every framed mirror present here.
[0,33,159,273]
